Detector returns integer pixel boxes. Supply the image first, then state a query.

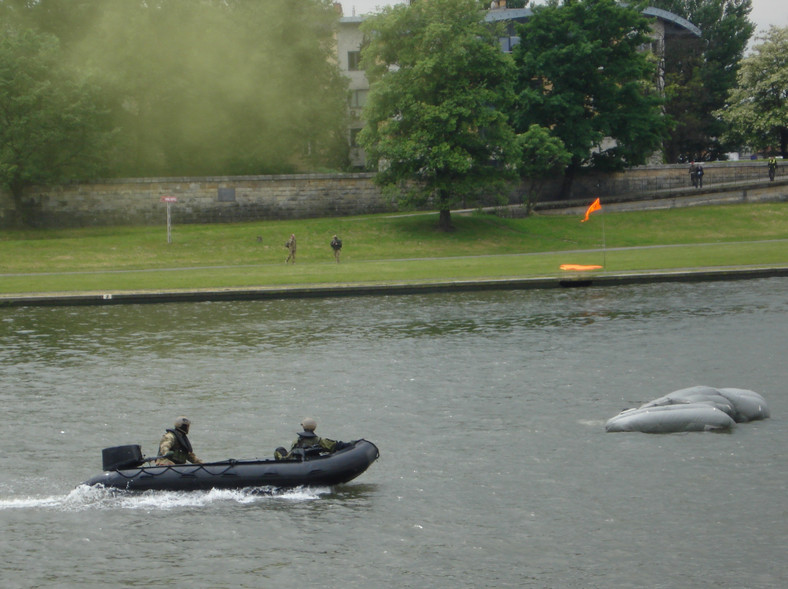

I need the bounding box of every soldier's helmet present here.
[174,416,191,433]
[301,417,317,432]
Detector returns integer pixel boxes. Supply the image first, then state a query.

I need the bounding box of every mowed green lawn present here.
[1,203,787,295]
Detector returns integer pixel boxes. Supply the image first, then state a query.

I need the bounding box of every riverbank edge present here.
[3,265,787,308]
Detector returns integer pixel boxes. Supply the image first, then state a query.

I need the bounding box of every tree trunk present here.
[525,179,544,216]
[437,188,454,231]
[559,160,579,199]
[10,184,36,227]
[438,208,453,231]
[780,127,788,159]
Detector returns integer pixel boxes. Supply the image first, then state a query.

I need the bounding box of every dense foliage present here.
[516,124,571,214]
[651,0,754,161]
[511,0,670,196]
[718,27,788,157]
[0,26,114,222]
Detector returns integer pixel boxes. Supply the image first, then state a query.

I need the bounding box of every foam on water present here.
[0,484,330,512]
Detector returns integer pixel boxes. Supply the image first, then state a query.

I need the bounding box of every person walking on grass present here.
[285,233,296,263]
[330,234,342,263]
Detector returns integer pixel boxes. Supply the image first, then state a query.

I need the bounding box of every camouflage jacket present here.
[157,429,202,464]
[288,431,337,455]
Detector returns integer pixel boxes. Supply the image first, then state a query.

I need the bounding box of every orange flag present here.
[581,198,601,222]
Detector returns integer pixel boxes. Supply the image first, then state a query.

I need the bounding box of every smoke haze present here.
[5,0,349,176]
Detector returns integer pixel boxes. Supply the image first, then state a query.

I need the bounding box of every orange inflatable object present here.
[560,264,603,271]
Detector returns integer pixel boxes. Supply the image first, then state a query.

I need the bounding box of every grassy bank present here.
[1,203,787,295]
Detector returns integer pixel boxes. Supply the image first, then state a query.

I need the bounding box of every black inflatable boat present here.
[83,439,379,492]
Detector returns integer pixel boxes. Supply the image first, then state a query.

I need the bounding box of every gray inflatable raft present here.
[605,386,769,433]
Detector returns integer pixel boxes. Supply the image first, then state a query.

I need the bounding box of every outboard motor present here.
[102,445,144,471]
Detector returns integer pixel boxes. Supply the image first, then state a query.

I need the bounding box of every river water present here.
[1,278,786,588]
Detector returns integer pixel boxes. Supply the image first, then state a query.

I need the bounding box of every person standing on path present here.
[768,157,777,181]
[689,161,698,188]
[285,233,296,264]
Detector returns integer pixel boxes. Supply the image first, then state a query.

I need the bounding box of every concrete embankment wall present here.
[1,160,784,228]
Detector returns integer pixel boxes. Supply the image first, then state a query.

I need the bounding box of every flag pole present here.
[601,205,606,268]
[580,197,604,266]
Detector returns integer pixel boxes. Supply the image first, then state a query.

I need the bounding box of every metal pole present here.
[166,202,172,244]
[601,209,606,268]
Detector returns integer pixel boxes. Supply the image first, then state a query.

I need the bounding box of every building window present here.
[347,51,361,71]
[499,36,521,53]
[349,89,368,108]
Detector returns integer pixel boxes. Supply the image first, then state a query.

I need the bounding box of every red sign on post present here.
[160,195,177,203]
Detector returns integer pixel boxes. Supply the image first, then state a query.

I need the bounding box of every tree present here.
[511,0,670,197]
[517,125,571,214]
[358,0,520,231]
[717,27,788,158]
[651,0,755,161]
[0,25,114,225]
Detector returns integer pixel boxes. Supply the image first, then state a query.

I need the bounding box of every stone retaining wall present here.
[0,160,783,228]
[1,173,393,228]
[550,160,783,199]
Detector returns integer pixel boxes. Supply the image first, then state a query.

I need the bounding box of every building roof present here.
[642,6,701,37]
[341,6,701,38]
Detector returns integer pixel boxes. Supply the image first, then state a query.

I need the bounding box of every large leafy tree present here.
[511,0,669,197]
[358,0,520,230]
[0,25,114,225]
[717,27,788,157]
[651,0,754,161]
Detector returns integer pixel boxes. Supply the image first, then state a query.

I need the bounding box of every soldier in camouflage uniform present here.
[285,233,297,263]
[330,235,342,263]
[274,417,350,460]
[155,417,204,465]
